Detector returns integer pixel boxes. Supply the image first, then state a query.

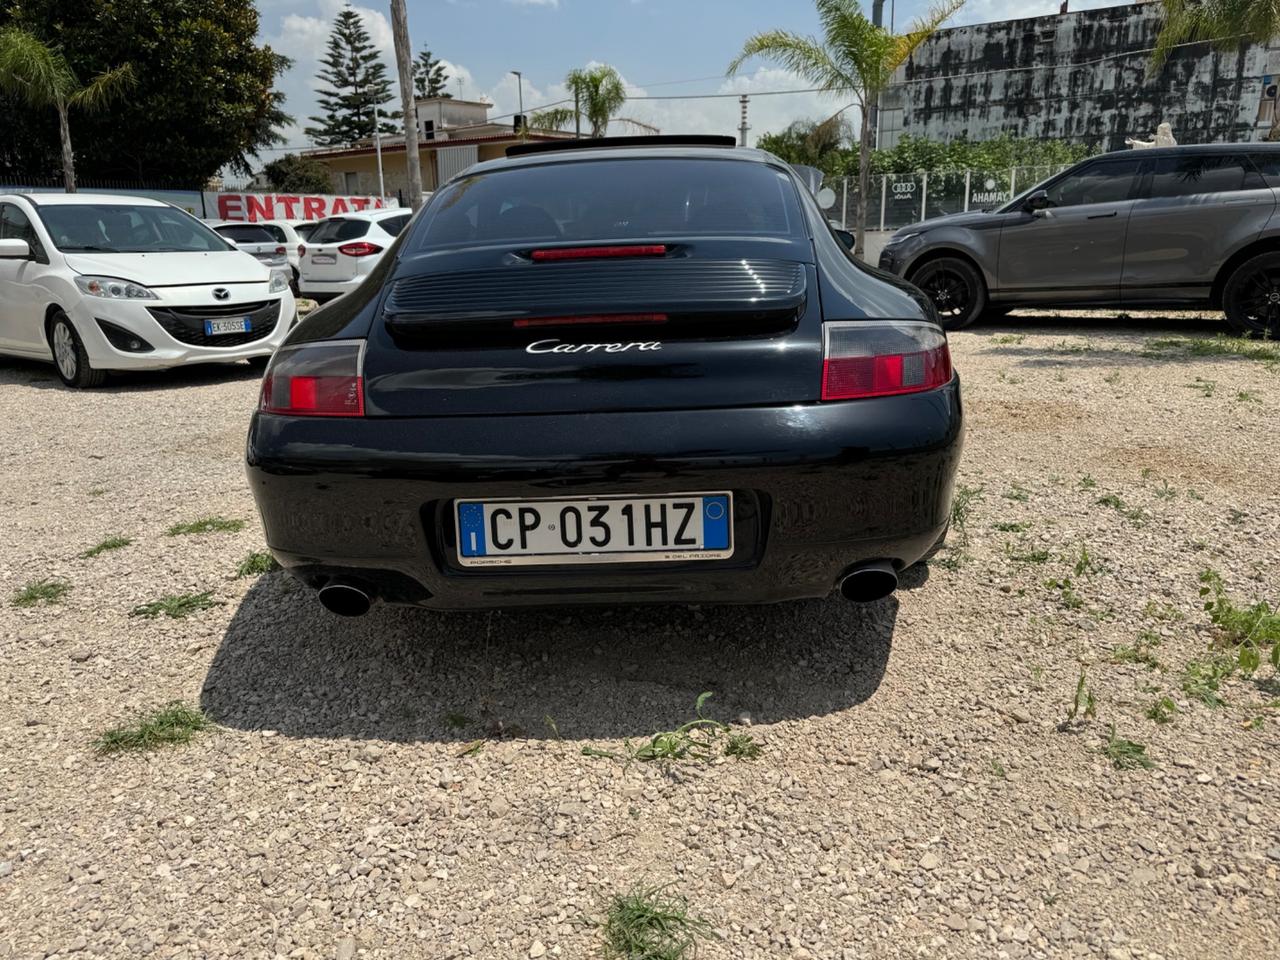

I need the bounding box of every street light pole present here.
[511,70,524,131]
[391,0,424,210]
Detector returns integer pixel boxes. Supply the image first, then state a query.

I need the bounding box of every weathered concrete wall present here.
[883,2,1273,150]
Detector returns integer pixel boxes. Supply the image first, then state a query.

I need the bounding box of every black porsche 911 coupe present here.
[246,136,963,615]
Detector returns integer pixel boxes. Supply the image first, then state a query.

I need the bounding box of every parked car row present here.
[876,142,1280,337]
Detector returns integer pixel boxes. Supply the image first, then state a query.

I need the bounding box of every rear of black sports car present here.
[246,138,963,614]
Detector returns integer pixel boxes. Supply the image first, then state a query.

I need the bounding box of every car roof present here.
[316,208,407,223]
[1096,142,1280,161]
[16,192,168,207]
[465,144,782,180]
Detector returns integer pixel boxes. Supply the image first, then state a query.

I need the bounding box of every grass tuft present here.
[992,520,1030,533]
[724,732,761,760]
[130,591,221,620]
[80,535,131,559]
[12,578,71,607]
[1102,725,1154,770]
[1061,669,1097,728]
[1182,656,1234,708]
[235,550,280,578]
[94,701,212,754]
[166,516,245,537]
[1198,568,1280,675]
[1146,696,1179,724]
[950,483,983,543]
[1142,335,1280,364]
[599,883,716,960]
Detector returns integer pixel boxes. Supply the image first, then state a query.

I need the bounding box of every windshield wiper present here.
[63,245,120,253]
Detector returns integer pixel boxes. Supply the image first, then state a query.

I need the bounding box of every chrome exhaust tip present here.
[838,560,898,603]
[317,582,372,617]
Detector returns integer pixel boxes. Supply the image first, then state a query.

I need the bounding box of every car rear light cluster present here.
[298,244,307,259]
[821,320,952,401]
[260,340,364,417]
[339,241,383,257]
[530,244,668,261]
[274,245,287,255]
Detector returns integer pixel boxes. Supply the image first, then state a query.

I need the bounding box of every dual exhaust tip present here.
[317,561,897,616]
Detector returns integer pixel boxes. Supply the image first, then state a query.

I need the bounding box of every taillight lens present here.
[298,244,306,259]
[275,245,287,255]
[338,241,383,257]
[530,244,667,261]
[260,341,365,417]
[821,320,952,401]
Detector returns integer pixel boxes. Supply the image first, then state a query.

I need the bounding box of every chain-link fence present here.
[823,165,1074,231]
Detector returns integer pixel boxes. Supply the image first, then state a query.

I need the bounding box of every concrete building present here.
[878,1,1279,151]
[303,97,572,198]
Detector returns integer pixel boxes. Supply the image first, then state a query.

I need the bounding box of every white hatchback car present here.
[208,221,289,270]
[298,208,413,302]
[0,194,296,388]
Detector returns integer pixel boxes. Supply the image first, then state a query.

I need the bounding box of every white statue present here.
[1125,122,1177,149]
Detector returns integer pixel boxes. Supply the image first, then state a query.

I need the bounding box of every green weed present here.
[94,701,211,754]
[1003,483,1031,502]
[1142,600,1183,622]
[166,516,245,536]
[130,591,220,620]
[1154,480,1176,501]
[599,883,716,960]
[724,732,762,760]
[1182,656,1234,708]
[1062,670,1097,727]
[1102,725,1154,770]
[1045,577,1085,610]
[1072,544,1103,576]
[1078,474,1097,490]
[11,578,70,607]
[993,333,1025,345]
[1184,377,1217,398]
[80,535,131,559]
[1142,335,1280,364]
[1198,568,1280,675]
[950,484,984,543]
[235,551,280,578]
[992,521,1030,533]
[1235,390,1261,404]
[1146,696,1179,724]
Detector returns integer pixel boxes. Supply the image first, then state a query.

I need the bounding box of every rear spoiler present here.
[507,135,737,158]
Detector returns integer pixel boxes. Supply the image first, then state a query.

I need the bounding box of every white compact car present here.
[254,220,310,278]
[209,221,289,270]
[298,208,413,302]
[0,194,296,388]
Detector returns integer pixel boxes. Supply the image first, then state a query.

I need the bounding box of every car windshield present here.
[37,204,232,253]
[411,157,805,249]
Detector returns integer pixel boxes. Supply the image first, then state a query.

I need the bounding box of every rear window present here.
[260,224,288,243]
[217,224,275,243]
[412,157,805,249]
[310,218,370,243]
[381,214,411,236]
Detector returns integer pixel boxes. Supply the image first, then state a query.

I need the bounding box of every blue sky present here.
[257,0,1131,159]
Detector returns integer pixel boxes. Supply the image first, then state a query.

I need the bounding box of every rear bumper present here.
[246,381,963,609]
[298,277,362,301]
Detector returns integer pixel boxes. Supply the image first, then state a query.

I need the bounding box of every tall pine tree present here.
[305,6,396,145]
[412,47,451,99]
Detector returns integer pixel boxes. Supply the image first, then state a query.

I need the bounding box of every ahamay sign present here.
[207,193,399,222]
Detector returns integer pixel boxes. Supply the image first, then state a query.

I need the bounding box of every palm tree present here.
[1152,1,1280,139]
[530,64,657,138]
[728,0,964,256]
[0,28,135,192]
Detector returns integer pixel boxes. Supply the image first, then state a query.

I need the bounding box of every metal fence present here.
[823,165,1074,230]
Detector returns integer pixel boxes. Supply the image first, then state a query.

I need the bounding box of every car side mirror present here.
[1025,190,1051,212]
[834,228,855,251]
[0,239,31,260]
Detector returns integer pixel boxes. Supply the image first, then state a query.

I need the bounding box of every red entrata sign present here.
[206,193,399,222]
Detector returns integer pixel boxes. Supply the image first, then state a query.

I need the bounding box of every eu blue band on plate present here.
[702,495,730,549]
[458,502,487,556]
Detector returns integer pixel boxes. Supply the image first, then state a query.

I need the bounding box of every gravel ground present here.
[1,311,1278,960]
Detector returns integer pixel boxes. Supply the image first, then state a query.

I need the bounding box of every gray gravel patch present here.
[1,311,1277,959]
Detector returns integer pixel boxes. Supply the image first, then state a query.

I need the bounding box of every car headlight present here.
[886,231,921,246]
[269,269,290,293]
[74,276,158,300]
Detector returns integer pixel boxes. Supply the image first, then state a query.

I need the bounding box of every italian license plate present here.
[204,317,250,336]
[311,253,336,264]
[455,493,733,566]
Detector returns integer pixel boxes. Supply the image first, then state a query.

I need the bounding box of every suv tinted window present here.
[310,218,370,243]
[1247,152,1280,187]
[1149,154,1261,198]
[217,224,275,243]
[381,214,411,236]
[413,158,805,249]
[1045,158,1142,207]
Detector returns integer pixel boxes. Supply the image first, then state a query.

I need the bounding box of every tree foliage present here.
[530,64,657,137]
[306,7,397,146]
[262,153,333,194]
[413,47,451,99]
[729,0,964,253]
[0,1,290,183]
[756,118,852,177]
[1152,0,1280,68]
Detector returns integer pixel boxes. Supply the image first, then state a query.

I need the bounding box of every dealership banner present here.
[204,193,399,222]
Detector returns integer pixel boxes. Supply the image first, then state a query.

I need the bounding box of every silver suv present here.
[878,144,1280,337]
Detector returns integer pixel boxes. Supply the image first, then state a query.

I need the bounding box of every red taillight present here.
[260,341,364,417]
[513,313,669,328]
[821,321,952,401]
[530,244,667,261]
[298,244,306,259]
[338,241,384,257]
[275,245,287,255]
